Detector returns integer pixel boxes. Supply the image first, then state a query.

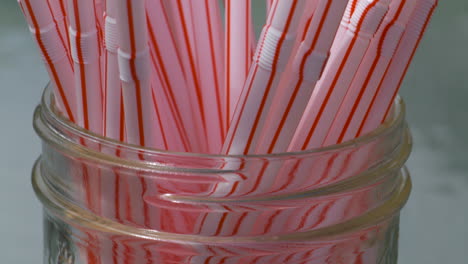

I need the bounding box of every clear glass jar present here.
[33,85,412,264]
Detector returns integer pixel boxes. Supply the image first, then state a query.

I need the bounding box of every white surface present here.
[0,0,467,263]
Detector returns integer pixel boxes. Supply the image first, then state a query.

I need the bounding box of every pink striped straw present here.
[115,0,167,241]
[259,2,440,242]
[46,0,71,53]
[289,0,392,151]
[169,0,198,63]
[102,0,125,236]
[18,0,76,122]
[300,0,419,194]
[103,0,121,141]
[325,0,417,145]
[222,0,307,155]
[266,0,392,196]
[145,0,204,152]
[191,0,226,151]
[330,0,359,54]
[266,0,274,15]
[116,0,165,149]
[358,0,438,136]
[67,0,103,134]
[255,0,349,154]
[225,0,253,123]
[266,0,389,196]
[94,0,106,98]
[161,0,216,153]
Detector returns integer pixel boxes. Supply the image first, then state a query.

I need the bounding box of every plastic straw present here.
[303,0,419,196]
[225,0,252,123]
[161,0,215,153]
[115,0,166,242]
[102,0,125,240]
[116,0,164,149]
[67,0,103,134]
[330,0,358,54]
[267,0,392,196]
[145,0,204,152]
[103,0,121,141]
[191,0,226,151]
[255,0,349,154]
[46,0,71,54]
[289,0,391,151]
[266,0,274,15]
[358,0,438,136]
[325,0,417,145]
[222,0,307,155]
[18,0,76,121]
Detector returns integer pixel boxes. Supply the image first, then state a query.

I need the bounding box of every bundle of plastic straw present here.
[20,0,438,262]
[20,0,437,154]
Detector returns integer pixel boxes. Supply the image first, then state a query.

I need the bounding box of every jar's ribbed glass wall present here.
[33,86,412,264]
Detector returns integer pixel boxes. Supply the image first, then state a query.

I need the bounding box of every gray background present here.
[1,0,467,263]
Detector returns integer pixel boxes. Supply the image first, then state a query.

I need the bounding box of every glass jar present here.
[32,85,412,264]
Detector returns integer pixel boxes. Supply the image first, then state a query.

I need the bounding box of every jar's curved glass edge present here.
[32,157,412,244]
[36,83,407,160]
[163,126,412,203]
[34,105,412,201]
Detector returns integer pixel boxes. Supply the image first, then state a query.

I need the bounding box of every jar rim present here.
[36,83,406,160]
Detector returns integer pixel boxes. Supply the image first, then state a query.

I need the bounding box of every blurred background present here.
[0,0,466,263]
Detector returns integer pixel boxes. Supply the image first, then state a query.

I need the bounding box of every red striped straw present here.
[258,2,439,242]
[18,0,76,122]
[330,0,357,58]
[94,0,106,99]
[191,0,226,150]
[225,0,253,124]
[262,1,428,252]
[266,0,274,15]
[301,0,418,193]
[255,0,349,154]
[115,0,166,238]
[358,0,438,136]
[170,0,198,62]
[101,5,126,261]
[67,0,103,134]
[325,0,417,145]
[210,0,384,198]
[162,0,216,153]
[266,0,392,196]
[289,0,392,151]
[103,0,122,141]
[317,0,438,197]
[46,0,71,53]
[222,0,307,155]
[116,0,165,149]
[145,0,205,152]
